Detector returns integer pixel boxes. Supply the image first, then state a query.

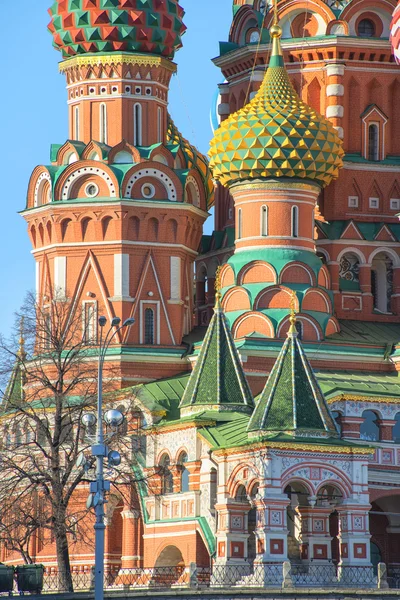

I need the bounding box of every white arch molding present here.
[124,168,177,201]
[277,315,322,340]
[368,246,400,267]
[34,172,52,207]
[61,168,117,200]
[337,247,367,264]
[185,176,201,207]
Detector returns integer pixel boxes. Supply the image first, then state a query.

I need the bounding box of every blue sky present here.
[0,1,233,337]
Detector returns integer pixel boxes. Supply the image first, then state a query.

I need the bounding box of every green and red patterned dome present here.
[48,0,186,59]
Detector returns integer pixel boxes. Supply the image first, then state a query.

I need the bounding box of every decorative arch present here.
[82,141,105,162]
[220,263,235,288]
[55,162,118,201]
[56,141,81,165]
[318,264,331,288]
[122,163,182,201]
[368,246,400,267]
[302,288,332,313]
[149,145,174,168]
[337,247,367,265]
[255,285,298,311]
[277,314,323,341]
[34,171,52,207]
[232,312,274,339]
[185,172,204,209]
[229,5,260,45]
[108,141,141,165]
[166,218,178,243]
[280,262,316,285]
[27,167,53,209]
[325,317,340,336]
[238,261,277,285]
[226,462,261,498]
[222,287,252,312]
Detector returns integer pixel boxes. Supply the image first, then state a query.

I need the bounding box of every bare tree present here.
[0,292,150,592]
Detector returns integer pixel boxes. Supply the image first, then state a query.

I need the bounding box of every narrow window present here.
[178,452,189,493]
[238,208,243,239]
[83,302,97,344]
[368,124,379,161]
[100,103,107,144]
[134,103,142,146]
[157,106,162,143]
[74,106,80,140]
[144,308,154,344]
[291,205,299,238]
[261,205,268,236]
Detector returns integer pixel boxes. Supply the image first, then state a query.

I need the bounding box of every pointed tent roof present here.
[247,311,339,439]
[180,294,254,418]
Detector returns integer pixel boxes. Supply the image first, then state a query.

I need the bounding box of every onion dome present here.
[167,116,215,208]
[209,23,344,188]
[48,0,186,59]
[391,1,400,64]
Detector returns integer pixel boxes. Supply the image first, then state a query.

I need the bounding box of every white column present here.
[114,253,130,299]
[54,256,67,299]
[170,256,181,301]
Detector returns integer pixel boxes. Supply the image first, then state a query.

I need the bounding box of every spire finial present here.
[215,266,222,309]
[17,317,26,360]
[270,0,283,59]
[288,291,298,336]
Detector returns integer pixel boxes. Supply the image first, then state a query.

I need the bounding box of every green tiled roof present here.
[317,370,400,400]
[248,327,338,438]
[123,373,190,422]
[318,220,400,242]
[179,298,254,416]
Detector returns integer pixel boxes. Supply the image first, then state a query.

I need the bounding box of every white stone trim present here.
[61,167,116,200]
[326,105,344,118]
[326,64,345,77]
[327,84,344,97]
[124,168,176,201]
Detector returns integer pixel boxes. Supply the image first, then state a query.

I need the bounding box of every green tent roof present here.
[179,298,254,417]
[248,326,339,438]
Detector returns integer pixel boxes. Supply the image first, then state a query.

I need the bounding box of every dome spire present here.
[270,0,283,64]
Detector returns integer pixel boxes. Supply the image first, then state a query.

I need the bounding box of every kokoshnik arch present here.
[2,0,400,585]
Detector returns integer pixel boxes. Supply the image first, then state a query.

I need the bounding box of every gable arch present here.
[238,261,277,285]
[27,167,53,209]
[222,286,252,312]
[82,141,105,162]
[55,162,118,201]
[122,162,182,201]
[149,145,174,168]
[277,314,323,341]
[326,316,340,336]
[255,285,299,311]
[185,171,205,210]
[229,5,259,45]
[35,171,52,207]
[318,264,331,289]
[220,263,236,288]
[108,141,141,165]
[56,141,81,166]
[280,262,316,285]
[232,312,274,339]
[302,288,332,313]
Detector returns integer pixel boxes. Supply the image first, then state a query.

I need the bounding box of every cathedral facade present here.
[2,0,400,588]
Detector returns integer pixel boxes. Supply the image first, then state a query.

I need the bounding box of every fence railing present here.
[1,562,400,594]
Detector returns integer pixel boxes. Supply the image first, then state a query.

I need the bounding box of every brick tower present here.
[24,0,213,384]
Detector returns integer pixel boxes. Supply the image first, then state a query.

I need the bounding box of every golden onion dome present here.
[209,24,344,189]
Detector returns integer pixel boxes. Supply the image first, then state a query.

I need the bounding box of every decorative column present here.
[340,417,363,439]
[359,265,373,313]
[325,64,345,140]
[120,509,141,570]
[337,504,372,575]
[377,419,396,442]
[392,266,400,314]
[214,500,252,578]
[254,493,290,564]
[296,505,333,563]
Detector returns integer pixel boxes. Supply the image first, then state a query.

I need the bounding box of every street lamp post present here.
[81,315,135,600]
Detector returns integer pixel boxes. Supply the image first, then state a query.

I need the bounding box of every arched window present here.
[15,425,22,447]
[159,454,173,495]
[238,208,243,239]
[368,124,379,161]
[178,452,189,493]
[360,410,379,441]
[295,321,303,340]
[74,106,80,140]
[372,252,393,313]
[291,206,299,238]
[144,308,154,345]
[157,107,162,143]
[235,484,247,502]
[134,103,142,146]
[100,103,107,145]
[261,205,268,236]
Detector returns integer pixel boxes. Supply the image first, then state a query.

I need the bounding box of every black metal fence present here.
[1,562,400,594]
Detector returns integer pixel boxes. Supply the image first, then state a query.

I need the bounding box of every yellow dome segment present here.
[209,29,344,189]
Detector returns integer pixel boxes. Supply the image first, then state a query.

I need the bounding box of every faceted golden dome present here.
[209,25,344,188]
